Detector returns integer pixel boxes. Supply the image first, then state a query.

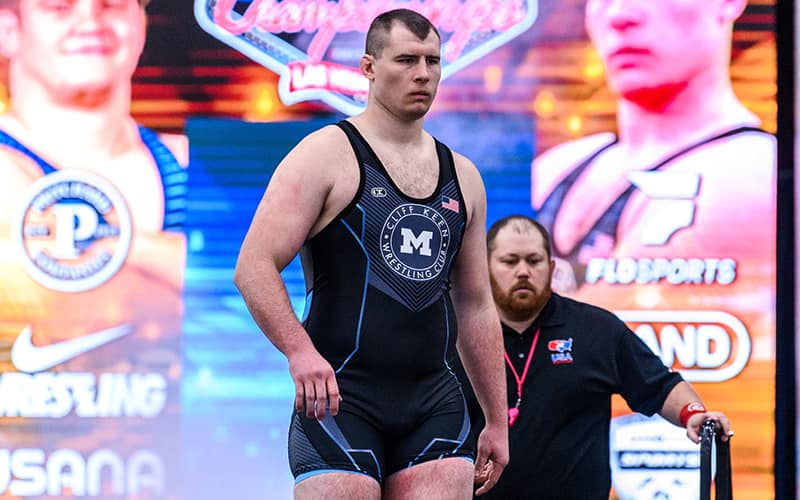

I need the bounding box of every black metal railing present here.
[699,419,733,500]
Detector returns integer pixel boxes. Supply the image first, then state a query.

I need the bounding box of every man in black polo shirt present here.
[456,215,732,499]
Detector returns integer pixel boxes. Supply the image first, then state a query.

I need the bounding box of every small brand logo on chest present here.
[370,187,387,198]
[548,337,574,365]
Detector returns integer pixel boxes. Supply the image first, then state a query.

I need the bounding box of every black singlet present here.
[288,120,473,484]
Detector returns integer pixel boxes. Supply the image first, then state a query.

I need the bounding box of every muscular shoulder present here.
[0,121,42,187]
[0,147,41,228]
[0,117,40,180]
[531,133,616,210]
[450,148,485,222]
[156,132,189,167]
[662,130,776,197]
[699,130,775,172]
[451,148,481,184]
[267,123,359,237]
[267,124,350,186]
[285,124,354,171]
[300,122,349,146]
[0,145,40,181]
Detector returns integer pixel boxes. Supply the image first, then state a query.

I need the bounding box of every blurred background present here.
[0,0,785,498]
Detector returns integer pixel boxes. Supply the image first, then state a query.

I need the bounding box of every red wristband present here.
[679,402,707,427]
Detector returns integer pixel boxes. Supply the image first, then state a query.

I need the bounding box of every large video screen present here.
[0,1,776,499]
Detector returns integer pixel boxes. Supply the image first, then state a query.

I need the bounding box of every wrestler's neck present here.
[352,98,427,147]
[3,71,137,157]
[616,72,759,154]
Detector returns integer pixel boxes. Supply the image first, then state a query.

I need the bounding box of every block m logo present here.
[400,228,434,256]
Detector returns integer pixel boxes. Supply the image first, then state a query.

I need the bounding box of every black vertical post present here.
[775,0,796,499]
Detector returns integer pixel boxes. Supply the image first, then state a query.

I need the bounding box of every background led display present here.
[0,0,778,498]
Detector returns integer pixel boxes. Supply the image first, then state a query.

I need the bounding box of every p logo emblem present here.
[12,170,133,293]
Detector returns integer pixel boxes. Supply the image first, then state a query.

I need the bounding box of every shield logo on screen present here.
[610,413,708,500]
[194,0,539,115]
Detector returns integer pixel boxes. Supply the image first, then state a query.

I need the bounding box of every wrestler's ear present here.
[360,54,376,81]
[718,0,747,23]
[0,9,20,59]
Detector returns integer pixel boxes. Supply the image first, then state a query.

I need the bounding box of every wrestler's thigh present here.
[295,471,381,500]
[289,409,385,481]
[382,457,473,500]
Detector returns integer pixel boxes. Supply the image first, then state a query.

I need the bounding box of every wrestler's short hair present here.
[487,215,553,259]
[365,9,440,58]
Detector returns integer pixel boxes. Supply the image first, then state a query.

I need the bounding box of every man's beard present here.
[491,275,552,322]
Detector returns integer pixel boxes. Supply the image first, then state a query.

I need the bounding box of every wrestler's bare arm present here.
[448,153,509,494]
[234,125,356,420]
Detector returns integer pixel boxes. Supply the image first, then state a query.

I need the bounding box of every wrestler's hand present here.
[686,411,733,443]
[473,422,509,496]
[287,346,341,420]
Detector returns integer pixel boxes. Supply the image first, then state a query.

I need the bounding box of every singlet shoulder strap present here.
[537,137,618,228]
[646,126,769,172]
[336,120,462,211]
[336,120,375,173]
[137,126,187,231]
[433,138,458,186]
[588,125,772,252]
[0,128,58,175]
[0,125,186,231]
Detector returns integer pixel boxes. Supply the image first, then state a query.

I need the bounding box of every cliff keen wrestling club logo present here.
[12,170,133,293]
[381,204,450,281]
[194,0,539,115]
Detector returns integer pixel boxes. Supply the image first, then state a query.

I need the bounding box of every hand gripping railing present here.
[699,419,732,500]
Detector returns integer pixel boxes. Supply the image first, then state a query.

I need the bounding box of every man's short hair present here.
[365,8,440,58]
[487,215,553,259]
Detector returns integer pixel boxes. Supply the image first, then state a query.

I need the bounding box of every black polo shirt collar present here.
[502,293,570,372]
[501,292,568,339]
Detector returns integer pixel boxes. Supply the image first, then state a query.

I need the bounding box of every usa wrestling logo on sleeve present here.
[12,170,133,293]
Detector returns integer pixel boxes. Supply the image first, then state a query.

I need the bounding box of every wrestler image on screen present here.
[531,1,775,496]
[0,0,187,362]
[533,0,774,294]
[0,1,186,496]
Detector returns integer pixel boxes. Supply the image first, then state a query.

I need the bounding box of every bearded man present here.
[452,215,732,499]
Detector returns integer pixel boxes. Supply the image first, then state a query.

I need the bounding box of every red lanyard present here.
[503,328,540,427]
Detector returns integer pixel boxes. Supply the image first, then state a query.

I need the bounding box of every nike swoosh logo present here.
[11,324,134,373]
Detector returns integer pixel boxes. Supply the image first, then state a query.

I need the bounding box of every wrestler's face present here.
[0,0,146,95]
[361,23,441,121]
[489,226,555,322]
[585,0,745,103]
